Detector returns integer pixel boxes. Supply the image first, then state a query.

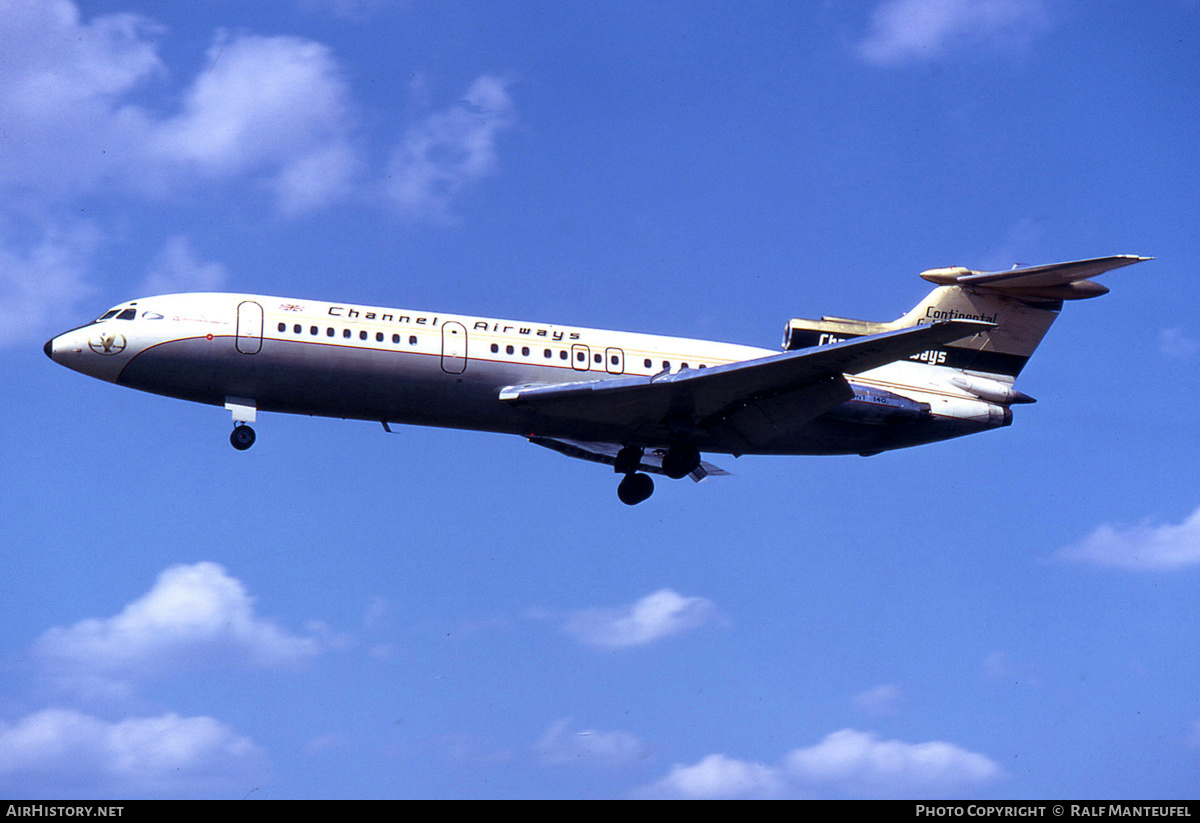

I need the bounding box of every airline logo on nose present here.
[89,333,127,355]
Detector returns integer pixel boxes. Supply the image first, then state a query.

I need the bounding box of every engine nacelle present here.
[950,375,1036,405]
[782,316,889,351]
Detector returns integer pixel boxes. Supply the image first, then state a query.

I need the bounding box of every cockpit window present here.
[116,308,137,320]
[96,309,120,321]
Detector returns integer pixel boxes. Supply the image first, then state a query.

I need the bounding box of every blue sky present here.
[1,0,1198,799]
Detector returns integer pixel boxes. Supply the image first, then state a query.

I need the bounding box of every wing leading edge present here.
[504,319,992,452]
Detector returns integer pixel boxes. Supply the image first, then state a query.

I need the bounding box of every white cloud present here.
[0,0,164,198]
[638,729,1001,799]
[785,729,1002,798]
[0,1,520,252]
[148,32,359,213]
[856,0,1050,65]
[534,718,648,767]
[853,684,902,716]
[35,562,327,694]
[0,3,359,214]
[384,75,517,221]
[141,235,228,295]
[1055,506,1200,570]
[0,220,100,345]
[559,589,719,649]
[0,708,265,796]
[641,753,787,799]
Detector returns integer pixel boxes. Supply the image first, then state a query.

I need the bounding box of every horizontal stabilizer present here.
[920,255,1151,300]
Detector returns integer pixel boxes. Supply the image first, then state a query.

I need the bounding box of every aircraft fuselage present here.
[45,291,1004,460]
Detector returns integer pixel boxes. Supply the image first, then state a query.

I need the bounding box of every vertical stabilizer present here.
[783,255,1149,382]
[891,285,1059,379]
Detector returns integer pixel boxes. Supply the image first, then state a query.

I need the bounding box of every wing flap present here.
[529,436,730,482]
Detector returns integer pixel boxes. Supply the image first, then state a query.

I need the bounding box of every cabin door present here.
[235,301,263,355]
[440,321,467,374]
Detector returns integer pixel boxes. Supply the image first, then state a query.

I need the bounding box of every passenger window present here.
[593,353,601,363]
[294,324,302,334]
[506,345,514,355]
[359,331,367,340]
[560,351,568,360]
[644,359,652,368]
[409,335,417,345]
[327,328,335,337]
[521,346,529,357]
[277,323,286,332]
[392,334,400,344]
[543,349,552,358]
[310,326,319,335]
[343,329,351,339]
[490,343,499,353]
[375,332,383,342]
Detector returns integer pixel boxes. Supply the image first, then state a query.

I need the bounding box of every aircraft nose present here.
[44,337,54,360]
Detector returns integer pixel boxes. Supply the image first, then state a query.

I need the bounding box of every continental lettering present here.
[924,307,999,323]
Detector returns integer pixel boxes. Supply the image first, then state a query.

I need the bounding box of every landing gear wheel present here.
[230,424,256,451]
[661,443,701,479]
[617,472,654,506]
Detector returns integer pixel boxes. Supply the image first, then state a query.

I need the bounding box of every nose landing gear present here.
[224,397,258,451]
[230,424,256,451]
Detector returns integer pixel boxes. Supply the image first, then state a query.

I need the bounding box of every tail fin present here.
[784,255,1150,381]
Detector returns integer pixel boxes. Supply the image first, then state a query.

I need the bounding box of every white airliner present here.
[45,255,1147,504]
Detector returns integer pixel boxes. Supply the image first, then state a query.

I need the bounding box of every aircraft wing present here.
[502,319,991,449]
[529,437,731,482]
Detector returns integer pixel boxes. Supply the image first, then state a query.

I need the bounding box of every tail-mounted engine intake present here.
[783,316,885,351]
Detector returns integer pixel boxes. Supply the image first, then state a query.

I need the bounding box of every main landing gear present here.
[617,471,654,506]
[615,445,653,506]
[660,442,701,480]
[230,424,256,451]
[613,442,702,505]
